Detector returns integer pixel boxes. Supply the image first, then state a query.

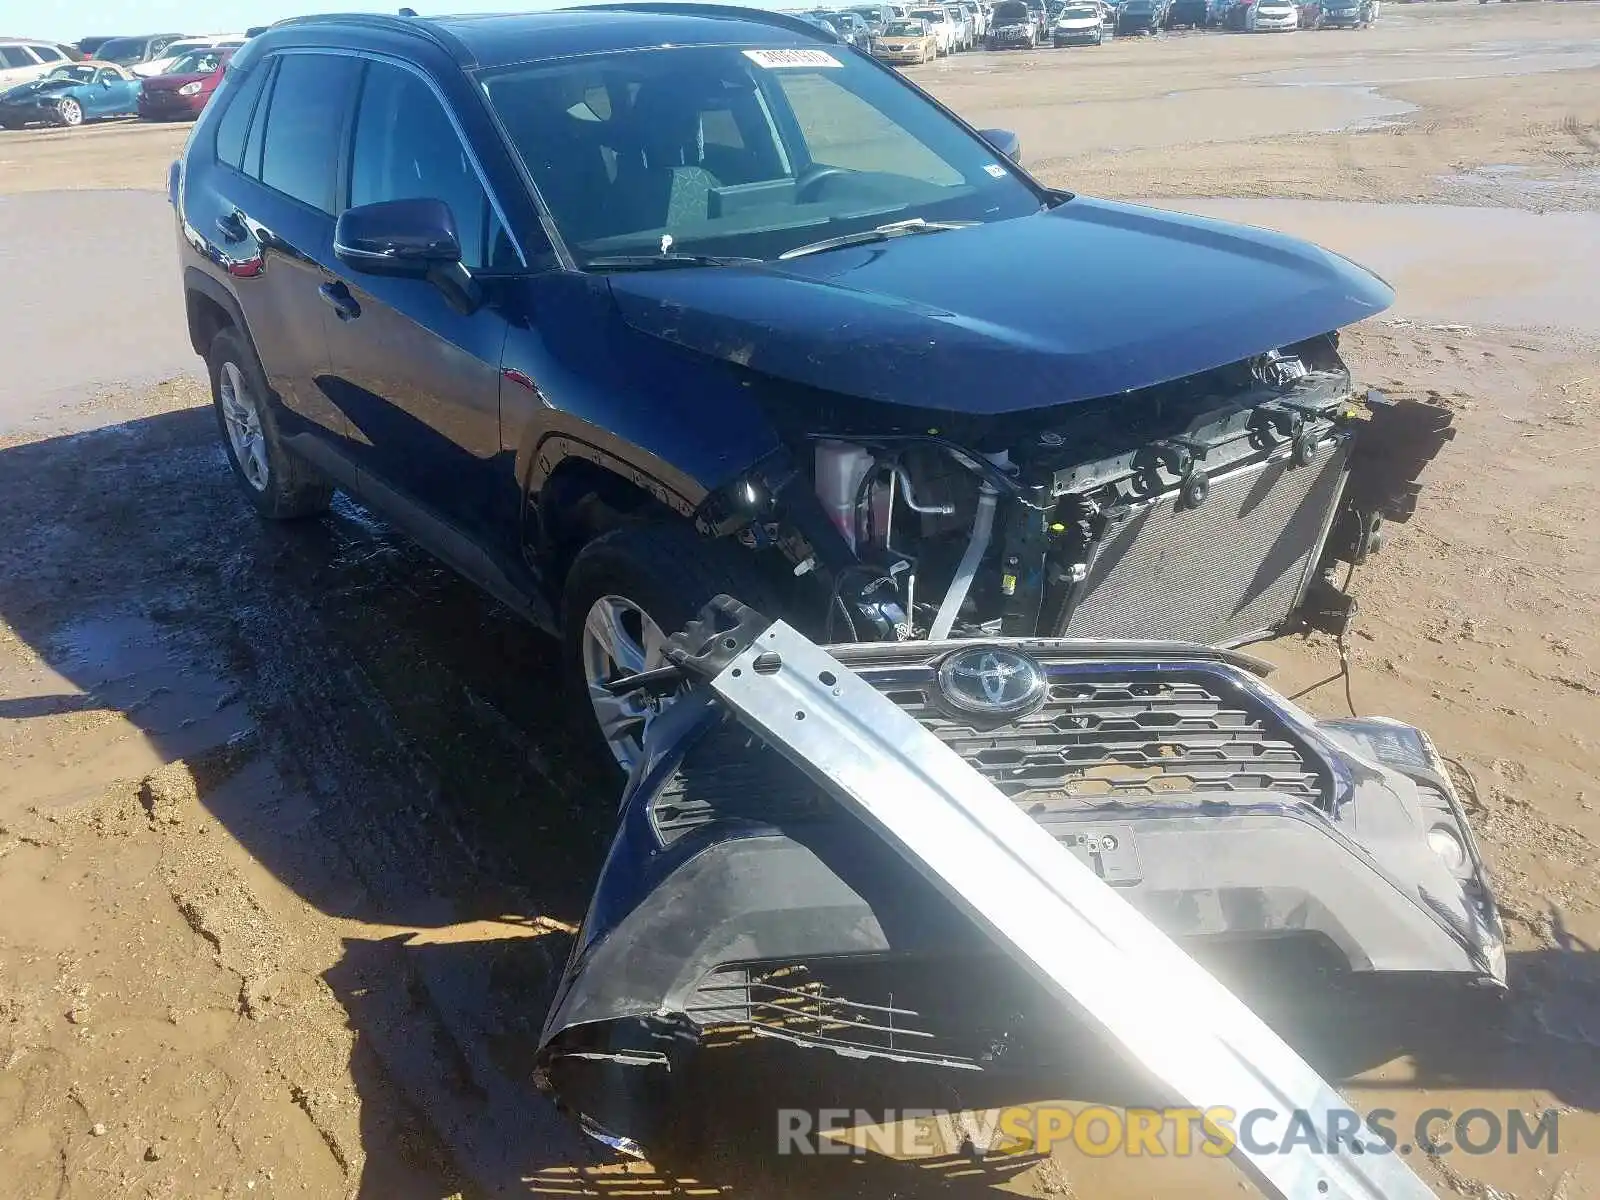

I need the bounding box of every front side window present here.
[348,61,495,270]
[483,45,1037,264]
[0,47,34,69]
[257,54,361,214]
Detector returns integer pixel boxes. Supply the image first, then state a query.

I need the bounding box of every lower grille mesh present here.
[1061,438,1350,644]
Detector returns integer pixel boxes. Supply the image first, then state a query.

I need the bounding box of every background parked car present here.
[91,34,187,69]
[0,39,76,88]
[908,5,960,50]
[960,0,989,39]
[812,9,876,47]
[138,46,237,121]
[134,34,248,79]
[1221,0,1257,28]
[0,61,140,128]
[941,3,974,48]
[1166,0,1212,25]
[1116,0,1168,33]
[1053,2,1108,43]
[846,1,898,29]
[872,15,941,60]
[1318,0,1370,23]
[1248,0,1300,28]
[986,0,1039,45]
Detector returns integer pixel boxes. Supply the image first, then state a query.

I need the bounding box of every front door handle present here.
[318,281,361,321]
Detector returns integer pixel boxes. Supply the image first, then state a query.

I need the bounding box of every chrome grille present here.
[649,662,1326,842]
[1061,437,1350,645]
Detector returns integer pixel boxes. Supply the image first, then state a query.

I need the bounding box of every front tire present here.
[562,522,781,783]
[56,99,83,128]
[207,326,334,520]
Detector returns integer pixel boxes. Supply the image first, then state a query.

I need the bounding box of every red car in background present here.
[137,45,237,121]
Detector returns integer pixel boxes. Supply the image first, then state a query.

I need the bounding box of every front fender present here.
[496,271,782,523]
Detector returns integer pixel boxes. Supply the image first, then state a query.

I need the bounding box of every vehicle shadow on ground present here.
[1,407,1596,1197]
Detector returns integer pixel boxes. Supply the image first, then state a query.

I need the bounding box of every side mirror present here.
[979,127,1022,164]
[335,197,462,278]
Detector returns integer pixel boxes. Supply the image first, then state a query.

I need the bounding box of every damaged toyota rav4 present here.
[172,4,1451,777]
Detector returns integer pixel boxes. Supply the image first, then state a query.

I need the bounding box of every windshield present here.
[483,45,1038,266]
[908,7,945,20]
[94,38,147,65]
[45,64,99,84]
[1062,5,1098,14]
[884,19,926,32]
[992,2,1030,21]
[167,50,224,75]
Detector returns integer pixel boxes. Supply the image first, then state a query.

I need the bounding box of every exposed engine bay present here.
[699,332,1454,648]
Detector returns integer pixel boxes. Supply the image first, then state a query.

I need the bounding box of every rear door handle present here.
[318,281,361,321]
[215,210,248,242]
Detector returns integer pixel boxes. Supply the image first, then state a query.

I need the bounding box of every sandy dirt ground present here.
[1,5,1598,1198]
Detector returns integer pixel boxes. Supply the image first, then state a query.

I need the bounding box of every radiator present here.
[1059,436,1350,646]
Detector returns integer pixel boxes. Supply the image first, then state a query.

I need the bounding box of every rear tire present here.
[206,326,334,520]
[562,522,782,785]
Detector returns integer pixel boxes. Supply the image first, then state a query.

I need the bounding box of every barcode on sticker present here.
[743,48,844,68]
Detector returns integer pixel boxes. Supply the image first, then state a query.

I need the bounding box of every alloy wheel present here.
[219,360,270,492]
[58,99,83,127]
[582,594,674,774]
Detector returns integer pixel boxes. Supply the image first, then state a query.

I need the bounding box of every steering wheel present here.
[794,163,848,202]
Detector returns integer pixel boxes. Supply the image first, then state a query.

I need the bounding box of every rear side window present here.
[213,64,270,170]
[31,46,65,63]
[257,53,361,214]
[348,61,492,269]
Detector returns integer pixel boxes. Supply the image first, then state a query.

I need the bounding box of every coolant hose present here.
[928,484,998,641]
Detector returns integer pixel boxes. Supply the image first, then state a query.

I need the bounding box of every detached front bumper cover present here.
[540,601,1501,1198]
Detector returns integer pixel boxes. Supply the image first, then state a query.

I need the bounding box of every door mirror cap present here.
[979,127,1022,164]
[334,198,462,279]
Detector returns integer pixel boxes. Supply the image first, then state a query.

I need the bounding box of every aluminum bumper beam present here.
[711,620,1435,1200]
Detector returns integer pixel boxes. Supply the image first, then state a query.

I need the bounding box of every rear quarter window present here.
[213,64,271,171]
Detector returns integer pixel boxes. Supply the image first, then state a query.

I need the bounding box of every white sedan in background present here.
[907,6,959,51]
[1247,0,1299,29]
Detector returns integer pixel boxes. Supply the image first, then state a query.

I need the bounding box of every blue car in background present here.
[0,62,142,128]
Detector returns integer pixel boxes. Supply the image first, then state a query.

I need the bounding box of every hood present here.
[2,78,76,100]
[606,197,1392,416]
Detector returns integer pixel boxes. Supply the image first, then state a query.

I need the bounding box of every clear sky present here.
[19,1,795,45]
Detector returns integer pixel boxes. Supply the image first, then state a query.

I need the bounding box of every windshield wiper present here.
[778,218,978,261]
[585,253,764,271]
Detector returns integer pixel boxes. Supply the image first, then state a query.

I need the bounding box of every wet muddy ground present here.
[2,4,1599,1198]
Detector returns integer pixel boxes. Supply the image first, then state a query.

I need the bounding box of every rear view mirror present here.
[335,197,463,278]
[979,127,1022,164]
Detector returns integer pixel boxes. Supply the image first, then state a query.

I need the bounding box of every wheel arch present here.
[527,448,698,588]
[184,267,250,357]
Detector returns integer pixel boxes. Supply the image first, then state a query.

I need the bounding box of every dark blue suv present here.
[172,4,1444,779]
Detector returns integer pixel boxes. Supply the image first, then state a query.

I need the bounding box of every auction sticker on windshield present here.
[743,48,844,68]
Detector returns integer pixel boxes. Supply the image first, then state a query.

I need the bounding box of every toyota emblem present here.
[936,646,1048,721]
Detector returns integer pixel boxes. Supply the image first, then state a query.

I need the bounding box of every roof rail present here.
[266,11,477,65]
[568,3,839,42]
